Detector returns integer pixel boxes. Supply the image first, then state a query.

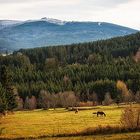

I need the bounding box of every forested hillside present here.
[0,32,140,108]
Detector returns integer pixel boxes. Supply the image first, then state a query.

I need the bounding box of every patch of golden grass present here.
[0,104,139,139]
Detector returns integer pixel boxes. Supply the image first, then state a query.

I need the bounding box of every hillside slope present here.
[0,18,138,52]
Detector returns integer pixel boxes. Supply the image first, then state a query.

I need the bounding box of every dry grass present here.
[0,104,140,139]
[45,132,140,140]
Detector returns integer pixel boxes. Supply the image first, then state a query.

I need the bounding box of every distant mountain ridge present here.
[0,18,138,52]
[0,20,21,30]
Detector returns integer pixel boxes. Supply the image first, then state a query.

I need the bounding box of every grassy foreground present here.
[41,132,140,140]
[0,104,140,139]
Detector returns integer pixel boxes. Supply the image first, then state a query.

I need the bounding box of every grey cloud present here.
[0,0,46,4]
[81,0,133,8]
[0,0,25,3]
[0,0,133,7]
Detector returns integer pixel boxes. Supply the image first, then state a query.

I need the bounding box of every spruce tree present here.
[0,65,17,112]
[0,85,7,113]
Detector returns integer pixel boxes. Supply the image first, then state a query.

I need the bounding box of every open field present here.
[0,104,140,139]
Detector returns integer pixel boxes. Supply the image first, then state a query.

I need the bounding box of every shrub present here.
[78,101,93,107]
[135,91,140,103]
[120,106,140,129]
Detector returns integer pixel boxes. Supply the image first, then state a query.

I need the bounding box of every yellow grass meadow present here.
[0,104,140,139]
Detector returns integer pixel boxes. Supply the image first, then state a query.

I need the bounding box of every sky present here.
[0,0,140,30]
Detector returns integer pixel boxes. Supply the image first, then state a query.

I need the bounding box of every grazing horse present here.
[75,108,79,114]
[93,111,106,117]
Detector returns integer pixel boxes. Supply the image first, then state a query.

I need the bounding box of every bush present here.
[135,91,140,103]
[120,106,140,129]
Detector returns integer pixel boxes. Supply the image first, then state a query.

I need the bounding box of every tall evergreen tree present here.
[0,84,7,113]
[0,65,17,112]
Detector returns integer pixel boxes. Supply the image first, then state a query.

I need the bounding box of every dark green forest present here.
[0,32,140,107]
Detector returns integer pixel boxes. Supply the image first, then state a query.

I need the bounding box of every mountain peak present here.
[40,17,66,25]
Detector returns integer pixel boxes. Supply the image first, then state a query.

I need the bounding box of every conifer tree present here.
[0,84,7,113]
[0,65,17,112]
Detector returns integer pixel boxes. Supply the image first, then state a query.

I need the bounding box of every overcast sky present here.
[0,0,140,30]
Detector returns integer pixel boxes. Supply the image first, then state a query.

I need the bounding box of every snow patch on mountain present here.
[98,22,102,26]
[41,17,66,25]
[0,20,22,29]
[21,18,66,25]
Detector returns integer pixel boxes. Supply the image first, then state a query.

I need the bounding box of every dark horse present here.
[93,111,106,117]
[75,108,79,114]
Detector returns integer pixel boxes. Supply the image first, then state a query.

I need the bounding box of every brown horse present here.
[75,108,79,114]
[93,111,106,117]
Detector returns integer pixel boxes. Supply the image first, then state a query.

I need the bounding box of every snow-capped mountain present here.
[0,18,138,52]
[40,17,66,25]
[22,17,66,26]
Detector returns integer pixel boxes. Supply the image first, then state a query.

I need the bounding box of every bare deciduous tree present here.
[38,90,51,109]
[16,96,24,110]
[38,90,78,109]
[89,92,98,106]
[24,96,37,110]
[59,91,77,108]
[103,92,113,105]
[116,81,134,103]
[50,94,58,110]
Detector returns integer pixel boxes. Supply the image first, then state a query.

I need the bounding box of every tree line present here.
[0,32,140,111]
